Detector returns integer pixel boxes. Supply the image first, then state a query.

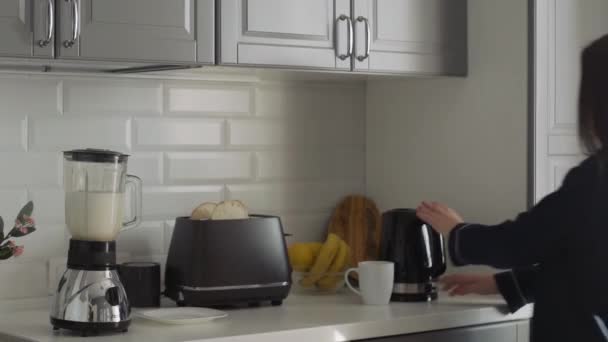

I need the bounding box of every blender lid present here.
[64,148,129,163]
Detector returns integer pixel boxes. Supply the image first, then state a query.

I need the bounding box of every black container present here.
[380,209,446,302]
[118,262,161,308]
[165,215,292,307]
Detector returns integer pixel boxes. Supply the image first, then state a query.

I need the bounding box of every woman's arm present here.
[448,179,577,268]
[441,266,538,313]
[418,157,592,269]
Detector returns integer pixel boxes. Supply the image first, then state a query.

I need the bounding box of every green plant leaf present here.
[15,201,34,224]
[0,246,13,260]
[9,226,36,238]
[0,216,4,241]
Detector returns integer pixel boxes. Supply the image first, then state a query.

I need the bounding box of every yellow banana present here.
[308,242,323,257]
[299,233,341,287]
[316,239,350,290]
[288,242,324,272]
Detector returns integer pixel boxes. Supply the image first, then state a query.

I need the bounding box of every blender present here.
[51,149,142,336]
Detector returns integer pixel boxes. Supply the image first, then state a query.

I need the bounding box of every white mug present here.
[344,261,394,305]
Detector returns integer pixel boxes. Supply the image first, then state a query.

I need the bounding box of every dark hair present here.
[579,35,608,156]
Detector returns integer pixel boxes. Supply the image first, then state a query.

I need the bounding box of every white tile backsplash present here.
[0,72,365,300]
[166,83,252,115]
[63,79,162,115]
[229,113,364,147]
[255,84,360,117]
[0,152,60,186]
[30,117,130,151]
[0,77,59,115]
[0,261,48,299]
[117,221,165,256]
[15,223,68,259]
[28,187,65,223]
[226,182,364,214]
[228,119,288,146]
[0,189,28,221]
[127,152,163,185]
[134,118,224,149]
[142,185,224,219]
[256,149,365,181]
[0,117,25,151]
[166,152,252,182]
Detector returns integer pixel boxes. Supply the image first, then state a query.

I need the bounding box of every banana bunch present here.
[288,233,351,290]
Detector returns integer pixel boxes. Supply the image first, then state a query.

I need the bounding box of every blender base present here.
[50,318,130,337]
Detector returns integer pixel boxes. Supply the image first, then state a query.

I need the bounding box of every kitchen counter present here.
[0,292,532,342]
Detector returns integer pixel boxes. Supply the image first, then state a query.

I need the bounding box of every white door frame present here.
[531,0,588,205]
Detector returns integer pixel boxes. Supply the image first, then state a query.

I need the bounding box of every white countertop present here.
[0,292,532,342]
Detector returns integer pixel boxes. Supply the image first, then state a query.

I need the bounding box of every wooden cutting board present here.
[328,195,382,267]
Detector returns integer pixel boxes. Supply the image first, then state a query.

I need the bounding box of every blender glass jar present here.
[63,149,142,241]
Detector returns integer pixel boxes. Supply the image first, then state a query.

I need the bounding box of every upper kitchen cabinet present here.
[218,0,352,70]
[56,0,215,64]
[351,0,467,75]
[0,0,54,58]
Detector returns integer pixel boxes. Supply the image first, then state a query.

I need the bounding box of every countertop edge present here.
[0,296,533,342]
[181,305,534,342]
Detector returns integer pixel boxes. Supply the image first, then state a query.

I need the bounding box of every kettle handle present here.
[122,174,142,232]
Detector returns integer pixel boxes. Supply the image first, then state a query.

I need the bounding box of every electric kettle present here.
[379,208,446,302]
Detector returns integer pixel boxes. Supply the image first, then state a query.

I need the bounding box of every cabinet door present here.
[517,321,530,342]
[57,0,210,63]
[359,322,517,342]
[352,0,467,75]
[0,0,53,58]
[218,0,351,70]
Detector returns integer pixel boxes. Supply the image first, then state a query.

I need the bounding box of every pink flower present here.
[14,220,22,229]
[13,246,24,257]
[7,241,15,248]
[23,215,35,228]
[19,226,28,234]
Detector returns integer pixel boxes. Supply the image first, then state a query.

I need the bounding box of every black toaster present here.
[164,215,292,307]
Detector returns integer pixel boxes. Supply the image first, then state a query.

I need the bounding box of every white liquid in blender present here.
[65,192,124,241]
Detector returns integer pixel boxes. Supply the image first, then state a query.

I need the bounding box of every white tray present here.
[134,307,228,325]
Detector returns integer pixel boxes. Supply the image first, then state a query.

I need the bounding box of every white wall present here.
[366,0,529,227]
[0,71,365,299]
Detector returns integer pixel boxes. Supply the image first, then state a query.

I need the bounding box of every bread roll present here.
[211,200,249,220]
[191,202,217,220]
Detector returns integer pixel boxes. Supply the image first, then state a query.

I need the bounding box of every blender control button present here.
[105,287,120,306]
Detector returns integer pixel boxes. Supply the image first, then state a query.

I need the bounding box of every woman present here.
[416,35,608,342]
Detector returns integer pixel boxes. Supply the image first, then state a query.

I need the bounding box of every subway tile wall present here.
[0,72,366,299]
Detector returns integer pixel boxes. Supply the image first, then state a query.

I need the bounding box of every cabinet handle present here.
[335,14,353,61]
[63,0,80,48]
[38,0,54,47]
[356,16,371,62]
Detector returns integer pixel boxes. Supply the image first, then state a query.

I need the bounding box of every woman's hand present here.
[416,201,464,235]
[440,273,499,296]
